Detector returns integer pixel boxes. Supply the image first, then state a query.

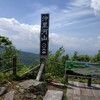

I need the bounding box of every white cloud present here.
[50,33,95,50]
[23,2,96,31]
[95,34,100,49]
[0,18,40,52]
[70,0,90,7]
[91,0,100,15]
[97,34,100,39]
[0,18,98,54]
[66,0,100,16]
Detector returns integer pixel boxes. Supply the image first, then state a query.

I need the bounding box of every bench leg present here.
[64,74,68,84]
[87,77,92,87]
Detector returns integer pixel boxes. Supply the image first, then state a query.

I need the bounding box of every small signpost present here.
[40,14,49,62]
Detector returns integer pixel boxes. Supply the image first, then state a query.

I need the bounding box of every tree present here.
[77,55,90,62]
[62,54,69,65]
[46,46,65,77]
[94,50,100,62]
[72,51,78,61]
[0,36,12,48]
[0,35,17,70]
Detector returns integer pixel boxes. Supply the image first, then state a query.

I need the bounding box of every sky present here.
[0,0,100,55]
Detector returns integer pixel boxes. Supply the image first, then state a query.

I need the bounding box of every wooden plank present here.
[91,84,100,100]
[80,83,95,100]
[36,64,44,81]
[67,81,75,100]
[73,82,80,100]
[67,81,81,100]
[80,83,91,96]
[73,82,80,96]
[67,81,100,100]
[43,90,63,100]
[80,95,97,100]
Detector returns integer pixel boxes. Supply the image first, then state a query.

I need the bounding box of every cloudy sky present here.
[0,0,100,55]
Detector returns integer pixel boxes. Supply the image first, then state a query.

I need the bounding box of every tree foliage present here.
[71,51,100,62]
[46,46,67,77]
[0,36,12,47]
[0,35,17,70]
[72,51,78,61]
[94,50,100,63]
[62,54,69,65]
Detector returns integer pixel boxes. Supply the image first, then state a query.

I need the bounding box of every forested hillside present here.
[0,48,39,66]
[18,50,39,65]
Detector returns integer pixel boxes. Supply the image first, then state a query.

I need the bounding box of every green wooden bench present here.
[64,61,100,86]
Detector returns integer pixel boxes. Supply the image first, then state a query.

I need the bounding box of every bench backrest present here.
[65,61,100,78]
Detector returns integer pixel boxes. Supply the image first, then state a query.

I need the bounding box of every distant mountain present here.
[0,48,39,65]
[18,50,39,65]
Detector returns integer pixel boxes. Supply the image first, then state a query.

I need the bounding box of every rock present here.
[0,87,7,96]
[24,93,37,99]
[19,89,25,94]
[25,93,32,99]
[16,85,20,89]
[4,91,15,100]
[19,79,47,95]
[37,95,43,100]
[33,94,37,99]
[19,80,41,89]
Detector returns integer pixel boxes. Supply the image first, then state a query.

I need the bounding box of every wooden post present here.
[87,75,92,87]
[13,56,17,78]
[36,63,45,81]
[65,74,68,84]
[64,63,68,84]
[41,59,46,81]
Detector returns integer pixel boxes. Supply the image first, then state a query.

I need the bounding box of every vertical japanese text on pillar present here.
[40,14,49,59]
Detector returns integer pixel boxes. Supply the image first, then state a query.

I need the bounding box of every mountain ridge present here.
[0,48,39,65]
[18,50,39,65]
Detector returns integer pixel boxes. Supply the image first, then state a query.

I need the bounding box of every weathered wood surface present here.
[67,81,100,100]
[36,64,44,81]
[43,90,63,100]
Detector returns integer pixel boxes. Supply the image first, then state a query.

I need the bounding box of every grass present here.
[0,66,31,82]
[17,66,30,76]
[0,71,13,82]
